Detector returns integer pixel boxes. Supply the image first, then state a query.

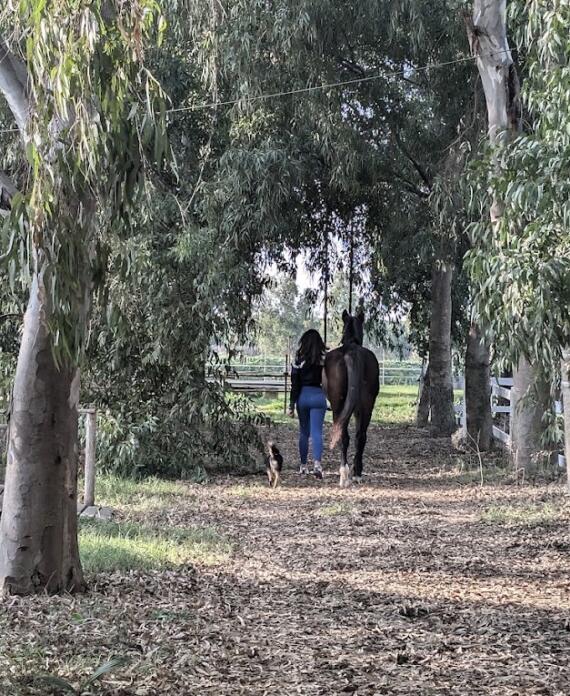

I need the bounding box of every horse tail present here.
[330,348,362,449]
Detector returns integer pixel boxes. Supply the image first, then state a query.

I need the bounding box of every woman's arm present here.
[289,364,301,413]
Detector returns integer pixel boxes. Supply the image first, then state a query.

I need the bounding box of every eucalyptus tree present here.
[0,1,166,594]
[467,0,569,474]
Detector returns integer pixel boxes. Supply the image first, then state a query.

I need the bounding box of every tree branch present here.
[337,57,366,78]
[392,130,432,189]
[377,167,429,199]
[0,34,29,132]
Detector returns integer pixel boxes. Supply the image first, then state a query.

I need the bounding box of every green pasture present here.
[253,384,464,425]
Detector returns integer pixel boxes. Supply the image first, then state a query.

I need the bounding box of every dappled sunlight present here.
[234,560,570,613]
[79,519,232,572]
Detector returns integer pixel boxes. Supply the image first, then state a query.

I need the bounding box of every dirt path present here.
[2,424,570,695]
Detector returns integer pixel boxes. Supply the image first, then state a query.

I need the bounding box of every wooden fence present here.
[456,377,566,468]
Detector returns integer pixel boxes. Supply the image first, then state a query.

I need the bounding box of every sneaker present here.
[314,461,323,480]
[299,465,308,475]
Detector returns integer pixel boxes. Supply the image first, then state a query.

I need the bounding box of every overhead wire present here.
[165,50,509,115]
[0,48,511,135]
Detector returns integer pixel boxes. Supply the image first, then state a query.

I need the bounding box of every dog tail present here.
[330,348,362,449]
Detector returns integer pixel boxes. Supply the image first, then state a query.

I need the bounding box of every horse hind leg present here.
[339,425,352,489]
[353,410,372,483]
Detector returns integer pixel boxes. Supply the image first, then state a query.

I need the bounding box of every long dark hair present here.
[296,329,326,366]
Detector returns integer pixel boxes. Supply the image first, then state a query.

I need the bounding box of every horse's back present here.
[324,345,379,408]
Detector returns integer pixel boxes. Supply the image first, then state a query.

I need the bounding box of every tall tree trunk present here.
[428,263,456,436]
[0,272,85,595]
[464,324,492,450]
[468,1,545,471]
[416,364,430,426]
[510,357,550,478]
[561,348,570,493]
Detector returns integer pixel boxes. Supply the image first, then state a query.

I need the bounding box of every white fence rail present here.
[456,377,566,468]
[217,359,423,392]
[0,408,98,509]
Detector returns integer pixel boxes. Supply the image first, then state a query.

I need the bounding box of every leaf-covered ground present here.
[1,423,570,695]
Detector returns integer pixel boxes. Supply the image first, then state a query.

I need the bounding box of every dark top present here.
[290,360,323,407]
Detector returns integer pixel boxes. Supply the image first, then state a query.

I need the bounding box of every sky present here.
[295,253,318,291]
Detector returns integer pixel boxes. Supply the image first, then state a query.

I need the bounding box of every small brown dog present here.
[265,441,284,488]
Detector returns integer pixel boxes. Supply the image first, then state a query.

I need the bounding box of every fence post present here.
[284,350,289,415]
[83,409,97,507]
[460,375,467,436]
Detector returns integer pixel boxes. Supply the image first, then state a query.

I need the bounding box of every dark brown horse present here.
[323,310,379,487]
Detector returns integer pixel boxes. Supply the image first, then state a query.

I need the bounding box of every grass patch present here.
[451,468,509,485]
[481,502,560,526]
[317,502,355,517]
[79,519,231,572]
[253,397,292,424]
[373,385,418,424]
[439,454,510,485]
[254,385,464,426]
[92,474,193,512]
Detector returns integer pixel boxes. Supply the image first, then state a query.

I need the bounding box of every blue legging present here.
[297,386,327,465]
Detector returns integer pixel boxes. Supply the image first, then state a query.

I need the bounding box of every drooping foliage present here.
[0,0,168,359]
[74,26,272,478]
[82,205,267,479]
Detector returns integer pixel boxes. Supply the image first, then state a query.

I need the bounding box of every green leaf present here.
[82,656,131,687]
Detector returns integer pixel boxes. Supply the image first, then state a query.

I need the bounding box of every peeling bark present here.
[464,324,492,450]
[428,263,456,436]
[0,272,85,594]
[0,30,90,594]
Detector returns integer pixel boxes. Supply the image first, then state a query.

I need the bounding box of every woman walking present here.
[288,329,327,479]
